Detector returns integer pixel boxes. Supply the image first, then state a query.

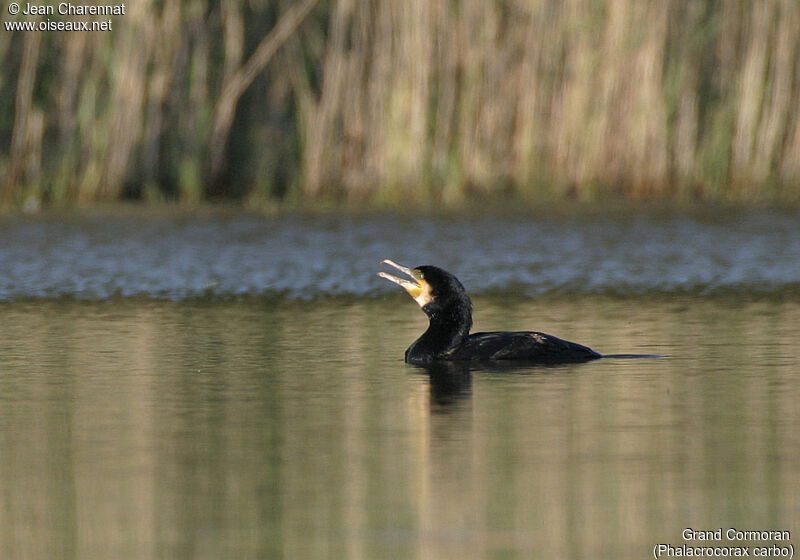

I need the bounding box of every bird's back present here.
[451,331,601,364]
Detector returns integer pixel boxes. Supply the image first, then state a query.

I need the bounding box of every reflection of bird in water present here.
[378,260,602,365]
[421,361,473,408]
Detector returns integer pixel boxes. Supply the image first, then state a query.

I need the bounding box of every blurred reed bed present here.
[1,0,799,208]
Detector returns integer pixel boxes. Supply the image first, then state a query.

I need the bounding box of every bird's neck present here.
[406,299,472,363]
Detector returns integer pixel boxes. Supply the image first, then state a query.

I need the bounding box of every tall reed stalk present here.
[1,0,798,207]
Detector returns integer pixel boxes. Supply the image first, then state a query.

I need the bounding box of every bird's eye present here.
[418,272,424,279]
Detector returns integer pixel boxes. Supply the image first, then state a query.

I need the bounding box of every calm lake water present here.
[0,206,798,559]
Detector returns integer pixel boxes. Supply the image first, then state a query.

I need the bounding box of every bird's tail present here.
[602,353,664,359]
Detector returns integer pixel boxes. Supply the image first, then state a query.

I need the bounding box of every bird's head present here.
[378,260,471,321]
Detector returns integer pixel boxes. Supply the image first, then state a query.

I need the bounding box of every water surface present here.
[0,207,798,559]
[1,205,798,300]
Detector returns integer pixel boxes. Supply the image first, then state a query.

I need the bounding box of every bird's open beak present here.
[378,259,423,299]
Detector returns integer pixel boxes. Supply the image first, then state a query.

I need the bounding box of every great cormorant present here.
[378,260,602,365]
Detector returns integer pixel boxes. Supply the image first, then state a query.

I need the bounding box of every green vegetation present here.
[1,0,799,209]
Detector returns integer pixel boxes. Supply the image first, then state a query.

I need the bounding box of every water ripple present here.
[0,208,798,301]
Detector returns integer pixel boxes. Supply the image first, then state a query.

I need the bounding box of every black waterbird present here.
[378,260,604,365]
